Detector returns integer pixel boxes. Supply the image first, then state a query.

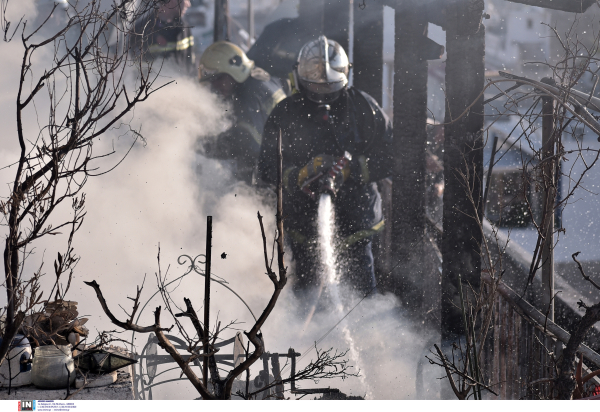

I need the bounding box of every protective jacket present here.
[131,12,196,76]
[258,87,392,244]
[205,68,286,180]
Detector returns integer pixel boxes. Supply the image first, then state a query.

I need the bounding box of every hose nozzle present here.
[301,152,352,200]
[318,151,352,198]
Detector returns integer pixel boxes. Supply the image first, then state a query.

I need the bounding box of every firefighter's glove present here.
[318,155,352,197]
[283,154,336,194]
[298,154,336,187]
[284,154,353,199]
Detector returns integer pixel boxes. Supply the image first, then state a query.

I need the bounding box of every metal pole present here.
[203,216,212,387]
[541,96,555,321]
[247,0,254,49]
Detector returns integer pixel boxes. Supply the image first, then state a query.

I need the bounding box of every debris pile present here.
[20,300,89,351]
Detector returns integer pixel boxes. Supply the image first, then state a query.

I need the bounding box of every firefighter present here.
[131,0,196,76]
[258,36,393,300]
[199,41,287,184]
[246,0,322,93]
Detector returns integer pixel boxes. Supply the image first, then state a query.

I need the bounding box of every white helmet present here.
[199,41,255,83]
[296,35,349,104]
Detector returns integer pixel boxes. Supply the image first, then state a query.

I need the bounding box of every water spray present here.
[300,151,372,396]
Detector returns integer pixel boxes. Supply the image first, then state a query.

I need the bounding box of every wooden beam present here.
[482,273,600,368]
[441,0,485,339]
[506,0,595,13]
[385,0,595,15]
[353,0,384,105]
[324,0,351,53]
[390,6,428,312]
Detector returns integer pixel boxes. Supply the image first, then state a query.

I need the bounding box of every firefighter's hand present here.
[318,157,351,197]
[297,154,336,188]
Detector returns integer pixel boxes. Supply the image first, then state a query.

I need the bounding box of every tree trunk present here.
[556,301,600,399]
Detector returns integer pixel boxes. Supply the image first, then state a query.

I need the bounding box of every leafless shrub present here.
[0,0,171,368]
[433,13,600,400]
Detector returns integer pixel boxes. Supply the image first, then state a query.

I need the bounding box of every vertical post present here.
[541,96,555,321]
[288,348,297,391]
[390,7,428,311]
[247,0,254,49]
[324,0,351,54]
[203,216,212,387]
[298,0,325,40]
[214,0,229,42]
[261,353,271,399]
[271,354,284,399]
[441,0,485,342]
[353,0,384,105]
[482,135,499,216]
[353,0,386,279]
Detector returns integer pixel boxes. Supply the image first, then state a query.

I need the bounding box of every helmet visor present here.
[300,79,346,95]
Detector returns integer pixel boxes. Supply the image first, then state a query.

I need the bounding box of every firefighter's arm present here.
[204,125,251,160]
[258,113,280,186]
[355,105,393,184]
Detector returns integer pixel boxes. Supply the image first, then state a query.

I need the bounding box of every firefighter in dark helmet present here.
[130,0,196,76]
[258,36,393,300]
[199,41,286,184]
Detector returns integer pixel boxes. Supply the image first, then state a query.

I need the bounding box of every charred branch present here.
[84,279,215,399]
[1,0,168,369]
[572,252,600,291]
[556,301,600,399]
[86,129,288,399]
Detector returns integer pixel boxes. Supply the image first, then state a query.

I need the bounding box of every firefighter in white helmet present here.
[199,41,287,183]
[258,36,393,303]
